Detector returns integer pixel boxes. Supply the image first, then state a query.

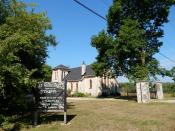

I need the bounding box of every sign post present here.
[64,80,67,124]
[34,81,67,125]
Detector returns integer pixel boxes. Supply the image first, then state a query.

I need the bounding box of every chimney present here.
[81,61,86,75]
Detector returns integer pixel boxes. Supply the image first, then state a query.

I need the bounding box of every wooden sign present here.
[34,81,67,125]
[37,82,66,112]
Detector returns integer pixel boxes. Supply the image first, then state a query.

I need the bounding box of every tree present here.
[0,0,10,24]
[163,67,175,96]
[0,0,57,113]
[41,64,52,82]
[91,0,175,81]
[166,67,175,82]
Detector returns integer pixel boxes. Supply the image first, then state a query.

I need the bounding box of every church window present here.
[76,83,78,91]
[90,79,92,89]
[55,71,57,80]
[71,82,73,91]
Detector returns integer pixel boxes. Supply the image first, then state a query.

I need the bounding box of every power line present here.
[158,52,175,64]
[73,0,107,21]
[73,0,175,65]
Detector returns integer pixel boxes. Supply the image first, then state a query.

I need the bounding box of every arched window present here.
[90,79,92,89]
[104,77,106,88]
[55,71,57,80]
[76,83,78,91]
[71,82,73,91]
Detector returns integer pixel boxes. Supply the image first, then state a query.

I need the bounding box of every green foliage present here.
[119,83,136,93]
[0,0,57,114]
[171,67,175,82]
[41,64,52,82]
[0,115,17,130]
[162,83,175,96]
[91,0,174,81]
[91,30,115,77]
[72,92,86,97]
[0,0,10,24]
[166,67,175,82]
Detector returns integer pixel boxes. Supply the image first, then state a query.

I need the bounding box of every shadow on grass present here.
[39,113,76,124]
[4,102,76,131]
[114,95,137,101]
[67,102,75,109]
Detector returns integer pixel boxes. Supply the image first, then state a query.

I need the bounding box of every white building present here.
[51,63,119,96]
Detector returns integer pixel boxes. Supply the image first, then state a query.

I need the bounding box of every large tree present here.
[166,67,175,82]
[0,0,57,113]
[0,0,9,24]
[91,0,175,81]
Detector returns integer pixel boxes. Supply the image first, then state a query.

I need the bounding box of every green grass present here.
[1,100,175,131]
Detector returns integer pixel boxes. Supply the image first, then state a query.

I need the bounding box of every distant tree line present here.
[119,82,175,97]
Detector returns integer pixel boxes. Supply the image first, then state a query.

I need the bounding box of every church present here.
[51,63,119,96]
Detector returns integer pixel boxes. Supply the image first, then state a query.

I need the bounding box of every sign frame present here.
[33,80,67,125]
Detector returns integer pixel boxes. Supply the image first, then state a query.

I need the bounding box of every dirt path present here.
[68,97,175,103]
[151,99,175,103]
[67,97,128,101]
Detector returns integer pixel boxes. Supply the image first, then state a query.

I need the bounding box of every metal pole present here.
[64,80,67,124]
[64,111,67,124]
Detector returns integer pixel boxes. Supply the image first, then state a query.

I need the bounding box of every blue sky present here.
[23,0,175,82]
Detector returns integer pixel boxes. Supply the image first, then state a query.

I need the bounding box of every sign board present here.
[34,81,67,125]
[37,82,66,112]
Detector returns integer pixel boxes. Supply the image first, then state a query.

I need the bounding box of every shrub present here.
[72,92,86,97]
[0,114,4,125]
[162,83,175,96]
[119,83,136,93]
[0,115,18,130]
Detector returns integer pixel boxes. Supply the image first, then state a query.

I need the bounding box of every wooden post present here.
[64,111,67,124]
[64,80,67,124]
[33,110,38,126]
[33,87,39,126]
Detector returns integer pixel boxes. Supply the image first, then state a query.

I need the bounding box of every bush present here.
[0,115,18,130]
[119,83,136,93]
[0,114,4,125]
[163,83,175,96]
[72,92,86,97]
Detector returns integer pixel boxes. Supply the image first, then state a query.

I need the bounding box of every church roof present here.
[53,64,70,70]
[64,65,95,81]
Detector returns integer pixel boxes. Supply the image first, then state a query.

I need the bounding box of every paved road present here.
[68,97,175,103]
[151,99,175,103]
[67,97,128,101]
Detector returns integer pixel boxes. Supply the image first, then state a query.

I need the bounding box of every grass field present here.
[7,99,173,131]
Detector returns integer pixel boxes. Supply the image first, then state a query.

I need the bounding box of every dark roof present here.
[53,64,70,70]
[86,65,95,76]
[64,65,95,81]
